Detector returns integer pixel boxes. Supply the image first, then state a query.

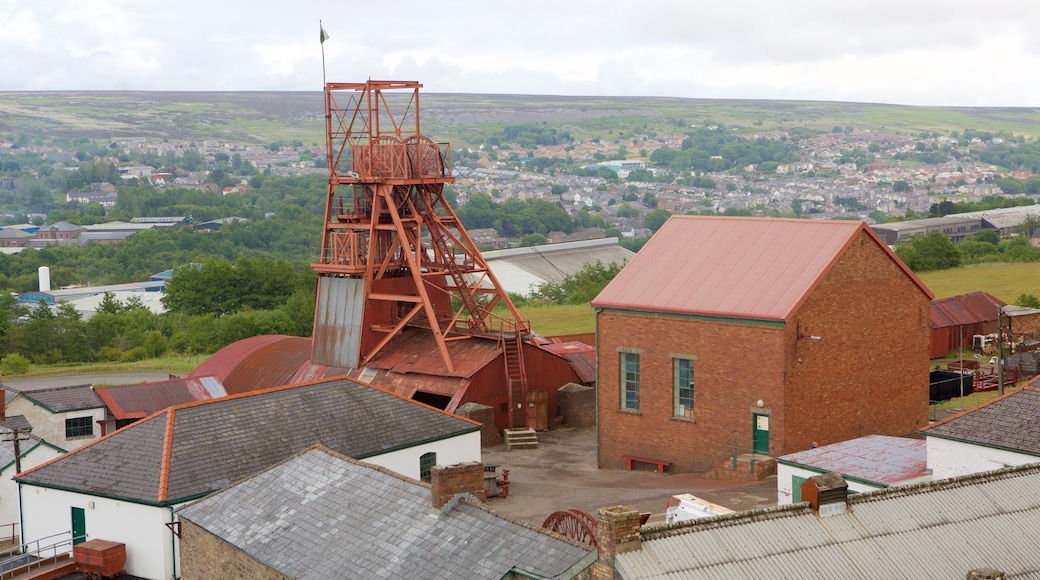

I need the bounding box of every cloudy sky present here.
[3,0,1039,107]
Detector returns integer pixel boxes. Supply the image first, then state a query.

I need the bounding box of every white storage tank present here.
[38,266,51,292]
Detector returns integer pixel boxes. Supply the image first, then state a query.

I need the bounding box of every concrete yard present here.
[480,426,778,527]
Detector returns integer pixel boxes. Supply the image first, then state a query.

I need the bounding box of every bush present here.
[143,330,168,358]
[1,353,30,375]
[97,346,123,362]
[119,347,148,363]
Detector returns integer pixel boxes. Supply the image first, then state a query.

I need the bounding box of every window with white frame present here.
[620,352,640,411]
[673,358,694,418]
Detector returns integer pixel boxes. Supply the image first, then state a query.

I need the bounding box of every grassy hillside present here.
[4,91,1040,146]
[517,303,595,337]
[917,262,1040,302]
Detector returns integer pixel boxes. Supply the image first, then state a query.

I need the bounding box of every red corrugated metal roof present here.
[190,335,313,395]
[930,291,1005,329]
[592,216,931,321]
[95,376,227,420]
[539,341,596,383]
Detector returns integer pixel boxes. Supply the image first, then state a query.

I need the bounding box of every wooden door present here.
[527,390,548,431]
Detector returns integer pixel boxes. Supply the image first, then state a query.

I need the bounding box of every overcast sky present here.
[3,0,1040,107]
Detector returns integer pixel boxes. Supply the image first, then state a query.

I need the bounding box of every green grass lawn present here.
[917,262,1040,302]
[516,303,596,337]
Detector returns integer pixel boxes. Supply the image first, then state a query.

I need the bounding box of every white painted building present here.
[16,377,481,580]
[4,385,106,451]
[922,386,1040,480]
[776,435,930,505]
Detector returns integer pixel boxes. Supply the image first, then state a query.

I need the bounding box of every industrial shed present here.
[929,291,1004,359]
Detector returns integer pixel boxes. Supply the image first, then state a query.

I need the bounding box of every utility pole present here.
[998,306,1005,396]
[1,428,30,474]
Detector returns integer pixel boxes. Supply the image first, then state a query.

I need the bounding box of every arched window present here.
[420,452,436,483]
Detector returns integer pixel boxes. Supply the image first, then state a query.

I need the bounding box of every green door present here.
[71,507,86,545]
[792,475,806,503]
[752,413,770,455]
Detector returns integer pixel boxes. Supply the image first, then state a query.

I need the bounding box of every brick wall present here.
[559,383,596,428]
[597,311,785,471]
[179,519,290,580]
[782,231,930,451]
[596,230,931,472]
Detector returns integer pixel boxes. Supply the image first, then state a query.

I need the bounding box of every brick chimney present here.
[430,462,486,511]
[801,472,849,517]
[592,506,642,580]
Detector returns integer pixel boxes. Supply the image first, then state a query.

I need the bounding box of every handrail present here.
[0,523,17,546]
[692,437,761,474]
[0,530,82,579]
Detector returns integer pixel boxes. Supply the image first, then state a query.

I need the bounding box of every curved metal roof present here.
[189,335,312,395]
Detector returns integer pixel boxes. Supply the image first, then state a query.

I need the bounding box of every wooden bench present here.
[622,455,671,474]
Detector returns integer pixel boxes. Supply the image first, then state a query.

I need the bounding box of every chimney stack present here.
[430,462,486,510]
[592,505,642,580]
[801,472,849,517]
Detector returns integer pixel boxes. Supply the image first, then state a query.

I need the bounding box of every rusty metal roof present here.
[539,341,596,383]
[366,328,502,378]
[190,335,312,395]
[95,376,227,420]
[592,216,931,322]
[930,291,1005,329]
[778,435,927,486]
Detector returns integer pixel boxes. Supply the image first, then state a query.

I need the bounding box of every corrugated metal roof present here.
[617,464,1040,578]
[95,376,227,420]
[366,329,501,378]
[778,435,927,486]
[930,291,1005,329]
[189,334,312,395]
[592,216,930,322]
[484,239,635,296]
[539,341,596,383]
[920,387,1040,455]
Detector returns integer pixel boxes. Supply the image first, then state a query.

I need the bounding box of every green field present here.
[917,262,1040,302]
[517,303,595,337]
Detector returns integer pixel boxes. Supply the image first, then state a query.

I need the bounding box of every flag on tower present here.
[320,25,330,44]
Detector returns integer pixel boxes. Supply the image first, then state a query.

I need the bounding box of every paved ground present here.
[1,372,175,392]
[481,426,778,527]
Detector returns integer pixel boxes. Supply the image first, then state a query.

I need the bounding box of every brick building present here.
[591,216,933,473]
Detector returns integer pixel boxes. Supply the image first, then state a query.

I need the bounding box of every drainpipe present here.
[168,506,179,580]
[17,481,24,551]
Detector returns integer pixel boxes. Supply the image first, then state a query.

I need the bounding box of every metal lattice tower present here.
[310,80,529,412]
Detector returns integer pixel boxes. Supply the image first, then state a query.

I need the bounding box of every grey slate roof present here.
[16,378,480,505]
[920,386,1040,456]
[0,430,50,474]
[616,463,1040,579]
[178,447,594,580]
[7,384,105,412]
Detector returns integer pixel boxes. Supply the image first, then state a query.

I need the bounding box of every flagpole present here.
[320,20,327,88]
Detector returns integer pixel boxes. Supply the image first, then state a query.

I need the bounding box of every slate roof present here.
[94,376,227,420]
[777,435,928,486]
[178,447,594,580]
[7,384,105,413]
[616,464,1040,579]
[0,431,52,474]
[16,378,481,505]
[919,387,1040,456]
[592,216,930,322]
